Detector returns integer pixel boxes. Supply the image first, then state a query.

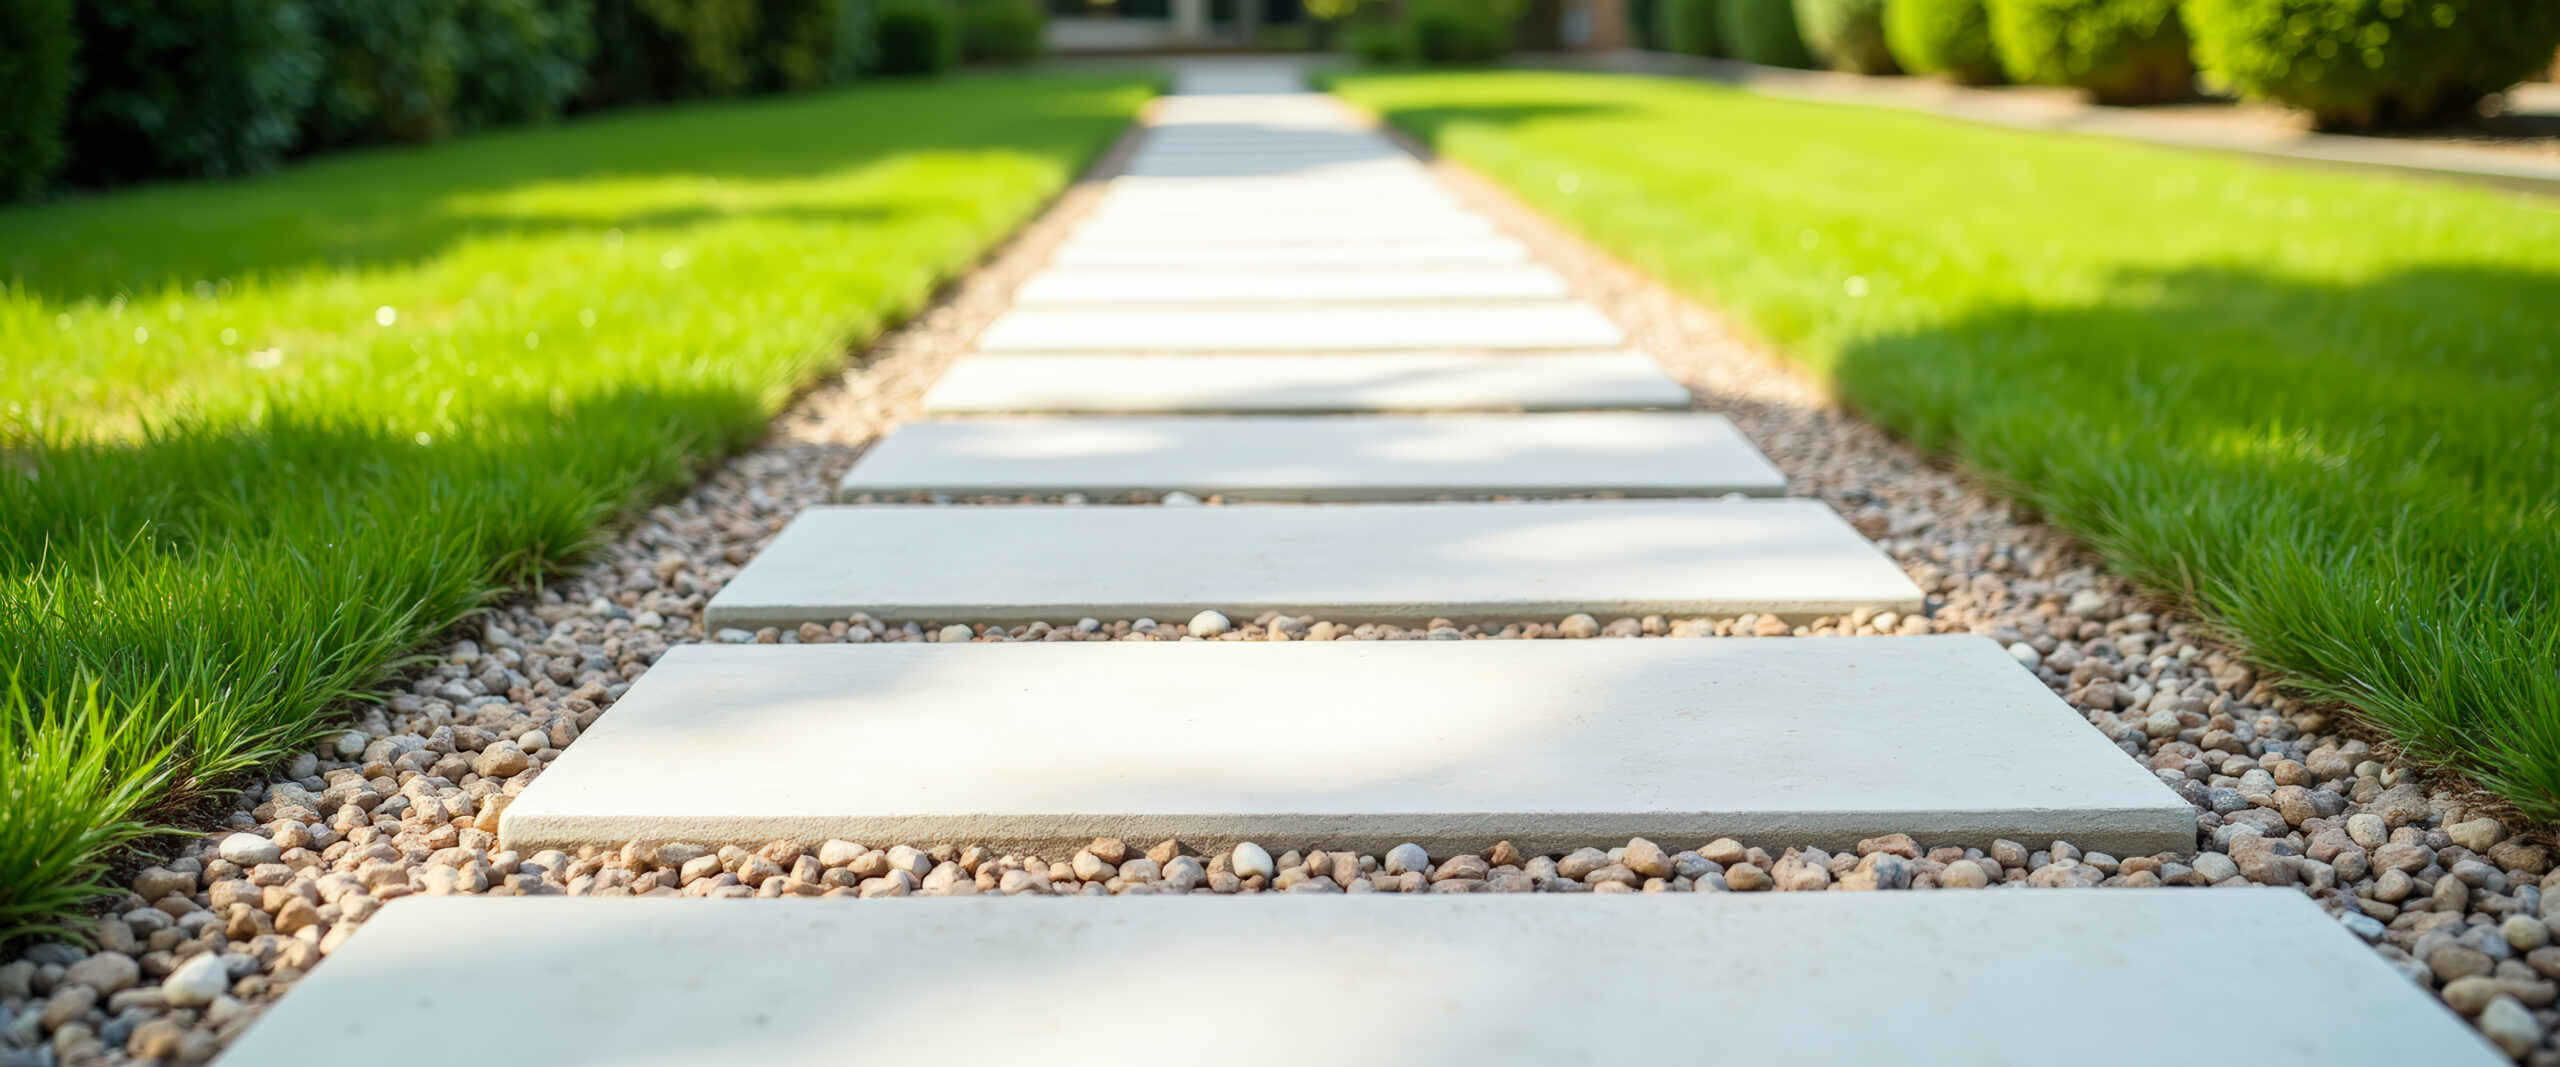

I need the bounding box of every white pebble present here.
[937,624,974,644]
[218,832,282,867]
[160,952,230,1008]
[332,731,367,759]
[2005,642,2042,670]
[1232,842,1274,880]
[1161,491,1201,507]
[1189,610,1231,638]
[516,730,548,752]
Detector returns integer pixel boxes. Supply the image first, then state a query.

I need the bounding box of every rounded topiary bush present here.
[957,0,1042,63]
[65,0,326,183]
[0,0,77,198]
[1990,0,2195,103]
[1794,0,1900,72]
[2184,0,2560,129]
[1656,0,1721,55]
[1887,0,2006,83]
[1407,0,1516,63]
[1719,0,1816,66]
[873,0,957,74]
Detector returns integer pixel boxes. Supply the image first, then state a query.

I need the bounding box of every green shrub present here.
[1990,0,2194,103]
[1718,0,1816,66]
[1407,0,1517,63]
[1887,0,2005,82]
[1656,0,1722,55]
[1794,0,1899,72]
[453,0,594,127]
[2185,0,2560,128]
[64,0,325,184]
[305,0,460,146]
[1347,20,1412,64]
[957,0,1041,63]
[0,0,77,198]
[756,0,865,88]
[873,0,957,74]
[588,0,759,101]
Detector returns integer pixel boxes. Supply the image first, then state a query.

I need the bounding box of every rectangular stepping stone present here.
[1065,212,1499,245]
[224,893,2494,1066]
[976,303,1620,352]
[1049,236,1530,268]
[498,637,2193,855]
[1012,265,1570,304]
[838,414,1784,502]
[701,498,1923,629]
[921,353,1688,413]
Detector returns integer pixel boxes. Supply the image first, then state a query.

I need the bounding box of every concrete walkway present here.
[235,59,2492,1062]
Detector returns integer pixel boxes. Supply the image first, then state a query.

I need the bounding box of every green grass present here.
[0,73,1152,940]
[1329,70,2560,815]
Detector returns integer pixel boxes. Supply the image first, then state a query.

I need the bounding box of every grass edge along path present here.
[0,73,1154,941]
[1326,69,2560,820]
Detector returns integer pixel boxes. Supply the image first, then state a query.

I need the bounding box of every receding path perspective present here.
[232,60,2496,1063]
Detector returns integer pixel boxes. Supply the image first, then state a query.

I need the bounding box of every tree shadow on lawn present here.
[0,77,1144,305]
[1826,260,2560,814]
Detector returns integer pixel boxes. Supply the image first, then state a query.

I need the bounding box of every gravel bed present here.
[6,108,2553,1065]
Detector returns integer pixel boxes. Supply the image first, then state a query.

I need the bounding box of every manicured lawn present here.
[1329,71,2560,816]
[0,73,1151,937]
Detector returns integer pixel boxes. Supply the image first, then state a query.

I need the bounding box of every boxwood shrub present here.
[304,0,460,146]
[63,0,325,183]
[1655,0,1721,55]
[452,0,594,127]
[1794,0,1900,72]
[2184,0,2560,128]
[1990,0,2195,103]
[1719,0,1816,67]
[0,0,76,198]
[1407,0,1518,63]
[589,0,759,100]
[957,0,1041,63]
[874,0,957,74]
[1887,0,2006,83]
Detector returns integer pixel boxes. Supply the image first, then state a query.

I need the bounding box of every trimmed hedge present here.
[1719,0,1816,66]
[1348,20,1413,64]
[2184,0,2560,129]
[957,0,1041,63]
[1794,0,1900,72]
[1990,0,2195,103]
[1407,0,1517,63]
[1656,0,1721,56]
[0,0,76,197]
[874,0,957,74]
[453,0,594,127]
[305,0,460,146]
[757,0,871,89]
[1887,0,2006,83]
[63,0,325,184]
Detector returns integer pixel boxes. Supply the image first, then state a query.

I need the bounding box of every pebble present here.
[2479,995,2540,1058]
[2005,641,2042,669]
[1231,842,1274,881]
[1188,610,1231,638]
[217,833,281,867]
[1558,613,1600,639]
[159,953,230,1009]
[936,624,973,644]
[1383,843,1429,875]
